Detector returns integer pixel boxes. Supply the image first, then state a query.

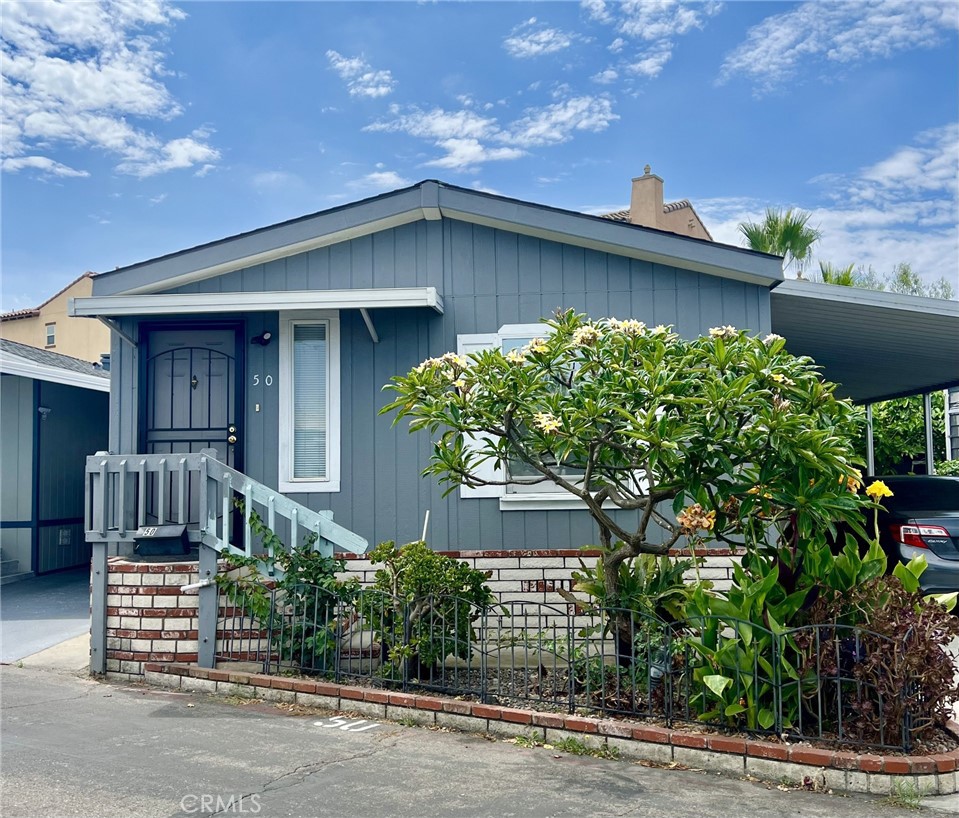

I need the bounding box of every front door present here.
[143,326,243,468]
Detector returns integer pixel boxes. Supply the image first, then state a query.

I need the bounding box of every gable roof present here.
[0,338,110,392]
[0,272,94,322]
[89,180,783,298]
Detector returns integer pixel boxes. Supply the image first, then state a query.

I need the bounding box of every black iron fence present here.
[216,584,920,752]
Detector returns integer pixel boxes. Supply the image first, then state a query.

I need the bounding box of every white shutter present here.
[457,334,503,499]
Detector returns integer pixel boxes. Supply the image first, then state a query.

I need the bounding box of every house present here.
[600,165,713,241]
[0,339,109,582]
[1,272,111,364]
[70,180,959,555]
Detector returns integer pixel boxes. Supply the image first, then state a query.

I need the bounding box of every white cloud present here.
[503,18,575,58]
[364,95,617,171]
[347,170,412,191]
[326,50,396,98]
[580,0,721,84]
[1,155,89,177]
[696,124,959,291]
[423,139,525,172]
[1,0,220,178]
[591,68,619,84]
[252,170,304,192]
[719,1,959,95]
[505,96,618,148]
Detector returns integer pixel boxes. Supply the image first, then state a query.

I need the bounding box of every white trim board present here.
[0,353,110,392]
[69,287,444,318]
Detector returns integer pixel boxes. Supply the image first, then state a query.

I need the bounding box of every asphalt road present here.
[1,666,924,818]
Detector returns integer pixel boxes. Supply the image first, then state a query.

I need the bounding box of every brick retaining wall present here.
[101,549,742,679]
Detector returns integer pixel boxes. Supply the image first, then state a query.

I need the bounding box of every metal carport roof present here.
[770,280,959,404]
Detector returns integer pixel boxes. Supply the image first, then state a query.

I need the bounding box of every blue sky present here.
[2,0,957,310]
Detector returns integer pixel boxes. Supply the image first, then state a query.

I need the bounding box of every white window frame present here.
[278,310,341,493]
[458,324,594,511]
[45,323,56,347]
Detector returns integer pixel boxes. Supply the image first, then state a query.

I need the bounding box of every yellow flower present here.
[572,325,600,346]
[840,469,862,492]
[525,338,549,354]
[505,349,526,364]
[865,480,893,500]
[533,412,561,434]
[709,325,738,339]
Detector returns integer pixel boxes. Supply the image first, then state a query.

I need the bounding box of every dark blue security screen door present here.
[141,326,243,530]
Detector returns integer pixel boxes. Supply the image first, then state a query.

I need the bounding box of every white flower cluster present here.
[608,318,647,336]
[763,333,784,345]
[414,351,467,374]
[572,325,601,346]
[708,325,738,339]
[533,412,561,434]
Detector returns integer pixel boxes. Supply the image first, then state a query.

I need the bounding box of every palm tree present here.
[738,208,822,280]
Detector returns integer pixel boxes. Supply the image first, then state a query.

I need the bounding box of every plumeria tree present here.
[382,310,871,605]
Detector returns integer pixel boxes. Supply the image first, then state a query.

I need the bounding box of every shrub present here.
[216,504,359,672]
[362,540,495,680]
[936,459,959,476]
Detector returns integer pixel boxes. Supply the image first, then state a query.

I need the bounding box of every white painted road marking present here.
[313,715,380,732]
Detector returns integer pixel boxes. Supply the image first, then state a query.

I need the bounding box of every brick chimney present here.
[629,164,664,229]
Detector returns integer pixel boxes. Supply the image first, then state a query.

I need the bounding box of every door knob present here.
[228,435,237,444]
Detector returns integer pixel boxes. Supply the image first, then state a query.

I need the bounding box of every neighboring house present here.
[1,272,111,364]
[70,180,959,555]
[600,166,713,241]
[0,339,110,582]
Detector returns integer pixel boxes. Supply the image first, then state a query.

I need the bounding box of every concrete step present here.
[1,558,20,576]
[1,571,35,585]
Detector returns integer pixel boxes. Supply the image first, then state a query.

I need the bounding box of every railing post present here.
[90,542,108,675]
[197,542,218,669]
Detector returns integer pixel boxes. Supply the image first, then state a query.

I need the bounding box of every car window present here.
[881,479,959,510]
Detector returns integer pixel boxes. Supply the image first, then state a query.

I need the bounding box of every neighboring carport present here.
[770,280,959,472]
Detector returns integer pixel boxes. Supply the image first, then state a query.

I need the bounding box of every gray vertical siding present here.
[0,374,35,572]
[36,381,108,572]
[114,219,773,552]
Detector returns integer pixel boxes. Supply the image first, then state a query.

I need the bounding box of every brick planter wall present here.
[101,548,740,679]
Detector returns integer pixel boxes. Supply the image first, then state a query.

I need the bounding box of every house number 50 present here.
[252,374,273,386]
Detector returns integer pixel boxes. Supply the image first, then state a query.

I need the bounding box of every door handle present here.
[228,435,237,445]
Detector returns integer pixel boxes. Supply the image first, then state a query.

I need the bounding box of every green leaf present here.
[758,708,775,730]
[703,674,733,698]
[724,703,747,717]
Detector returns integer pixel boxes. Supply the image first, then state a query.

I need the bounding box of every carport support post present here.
[197,543,218,669]
[90,542,108,675]
[865,403,875,476]
[923,392,935,474]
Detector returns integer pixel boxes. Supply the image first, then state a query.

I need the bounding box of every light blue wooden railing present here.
[84,448,368,558]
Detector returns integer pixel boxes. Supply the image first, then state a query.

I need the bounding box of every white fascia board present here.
[70,287,444,318]
[0,355,110,392]
[773,279,959,317]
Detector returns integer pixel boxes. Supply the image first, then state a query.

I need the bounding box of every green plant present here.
[383,310,869,606]
[886,779,927,810]
[216,503,359,672]
[553,736,619,759]
[936,459,959,476]
[362,540,495,680]
[512,733,540,748]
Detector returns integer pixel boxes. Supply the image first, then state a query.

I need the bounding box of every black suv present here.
[865,475,959,594]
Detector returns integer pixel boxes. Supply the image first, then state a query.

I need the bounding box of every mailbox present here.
[134,524,189,556]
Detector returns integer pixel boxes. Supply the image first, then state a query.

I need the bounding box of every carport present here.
[770,280,959,472]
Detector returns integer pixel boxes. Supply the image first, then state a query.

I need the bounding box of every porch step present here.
[1,570,35,585]
[0,557,20,576]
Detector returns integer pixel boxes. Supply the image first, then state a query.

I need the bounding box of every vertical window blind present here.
[292,322,328,479]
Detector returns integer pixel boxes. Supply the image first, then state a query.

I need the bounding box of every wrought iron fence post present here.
[265,585,277,675]
[664,622,674,728]
[772,630,783,737]
[479,604,488,704]
[567,604,576,715]
[402,600,411,693]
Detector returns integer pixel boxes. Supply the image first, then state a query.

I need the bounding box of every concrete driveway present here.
[1,567,90,663]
